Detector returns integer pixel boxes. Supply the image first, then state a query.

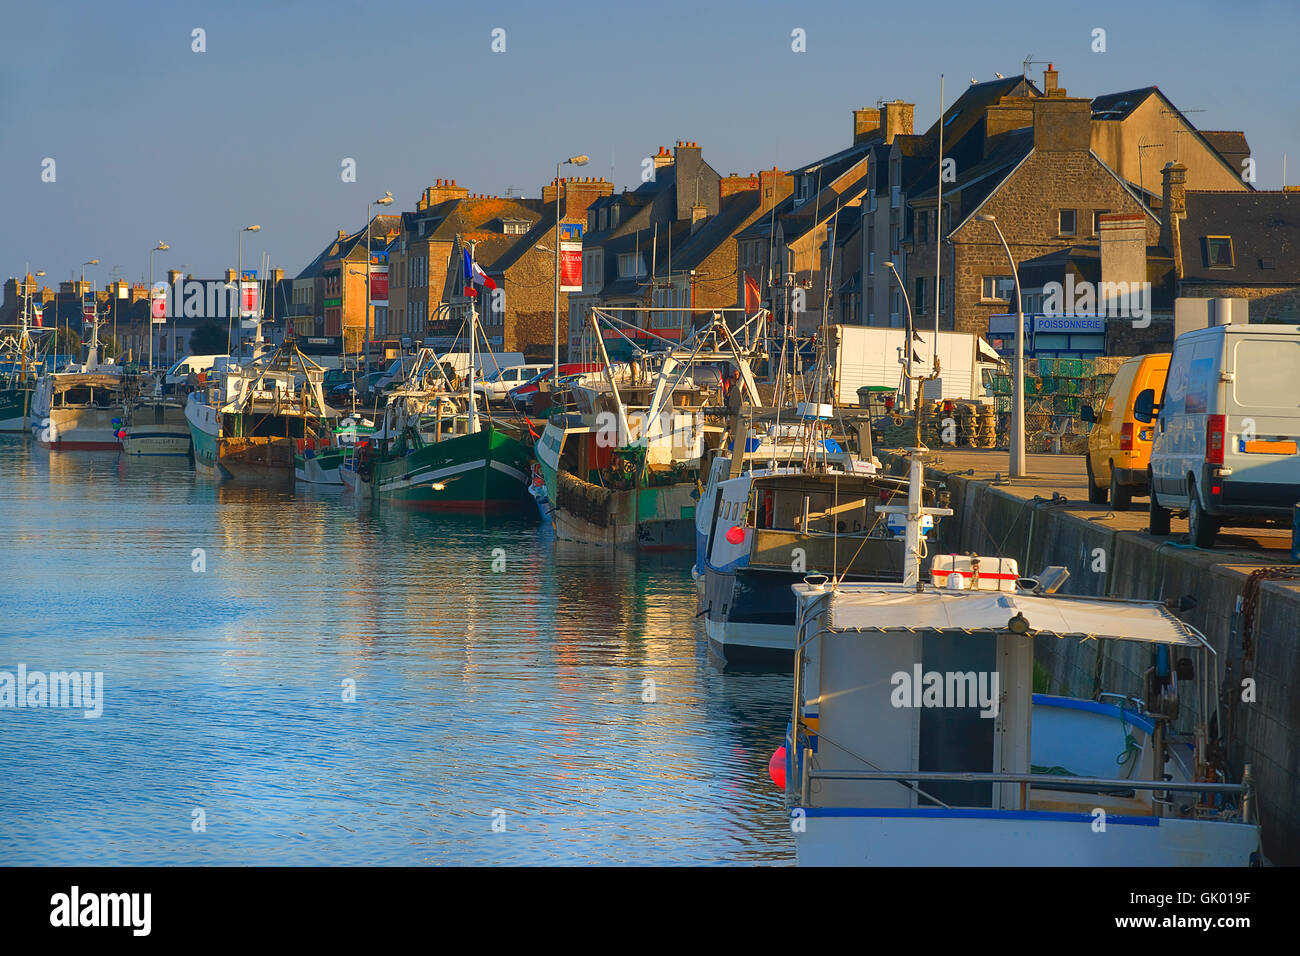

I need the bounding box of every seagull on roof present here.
[995,72,1005,79]
[970,77,977,84]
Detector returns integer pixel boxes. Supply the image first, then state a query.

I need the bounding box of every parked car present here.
[328,370,385,406]
[1081,352,1170,509]
[1137,321,1300,548]
[164,354,240,392]
[473,363,550,402]
[508,363,604,410]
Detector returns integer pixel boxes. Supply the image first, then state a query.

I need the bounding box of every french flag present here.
[463,249,496,297]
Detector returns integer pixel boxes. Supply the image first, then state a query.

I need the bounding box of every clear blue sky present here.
[3,0,1296,290]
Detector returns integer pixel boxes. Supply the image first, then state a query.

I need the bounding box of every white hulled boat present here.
[780,450,1261,866]
[31,311,125,450]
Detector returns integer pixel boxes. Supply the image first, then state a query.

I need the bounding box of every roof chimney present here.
[1043,64,1062,97]
[879,100,914,144]
[1159,161,1188,274]
[853,107,882,144]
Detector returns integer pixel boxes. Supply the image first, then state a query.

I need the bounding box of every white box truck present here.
[820,325,1003,405]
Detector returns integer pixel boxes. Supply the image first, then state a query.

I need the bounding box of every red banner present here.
[151,284,167,322]
[560,240,582,293]
[370,266,389,303]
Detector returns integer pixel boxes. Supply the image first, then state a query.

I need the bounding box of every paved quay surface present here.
[881,446,1295,562]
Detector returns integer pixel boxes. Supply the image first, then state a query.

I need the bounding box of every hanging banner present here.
[239,271,259,328]
[370,264,389,304]
[560,240,582,293]
[32,304,43,327]
[151,283,168,324]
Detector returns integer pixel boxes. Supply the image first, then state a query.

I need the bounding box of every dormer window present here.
[618,253,646,278]
[1204,236,1234,268]
[500,219,529,235]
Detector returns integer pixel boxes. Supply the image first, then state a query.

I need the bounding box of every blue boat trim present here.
[1032,693,1155,735]
[796,806,1161,826]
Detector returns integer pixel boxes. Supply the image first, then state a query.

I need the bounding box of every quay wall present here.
[883,453,1300,865]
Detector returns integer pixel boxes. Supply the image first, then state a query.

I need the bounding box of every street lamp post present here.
[554,154,589,379]
[976,214,1026,477]
[231,225,261,358]
[148,241,169,373]
[364,192,393,370]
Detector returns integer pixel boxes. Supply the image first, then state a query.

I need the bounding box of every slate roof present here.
[669,191,763,272]
[1090,87,1157,120]
[1179,191,1300,284]
[909,127,1034,219]
[1200,131,1251,171]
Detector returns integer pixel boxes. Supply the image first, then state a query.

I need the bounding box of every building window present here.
[982,275,1016,301]
[618,254,645,278]
[916,210,929,244]
[868,252,875,275]
[914,277,927,314]
[1204,236,1234,268]
[1092,209,1110,236]
[1059,208,1077,236]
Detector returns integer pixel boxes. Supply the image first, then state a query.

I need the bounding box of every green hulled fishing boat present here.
[349,271,534,513]
[294,415,375,485]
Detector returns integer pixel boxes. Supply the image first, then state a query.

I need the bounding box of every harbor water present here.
[0,436,792,865]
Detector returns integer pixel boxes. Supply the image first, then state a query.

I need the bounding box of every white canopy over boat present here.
[803,585,1209,648]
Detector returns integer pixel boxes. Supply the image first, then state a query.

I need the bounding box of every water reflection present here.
[0,438,793,864]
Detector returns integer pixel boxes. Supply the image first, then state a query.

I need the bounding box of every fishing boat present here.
[778,450,1261,866]
[694,406,930,664]
[348,282,534,513]
[352,360,534,512]
[0,291,53,432]
[535,312,763,549]
[31,309,126,450]
[121,372,192,457]
[184,339,334,481]
[293,415,374,485]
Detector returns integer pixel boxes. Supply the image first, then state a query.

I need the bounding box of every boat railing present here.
[799,767,1254,823]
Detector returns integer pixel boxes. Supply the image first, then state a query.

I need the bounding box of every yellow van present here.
[1081,352,1170,509]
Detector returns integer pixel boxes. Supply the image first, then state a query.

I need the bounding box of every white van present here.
[165,354,239,390]
[474,363,550,401]
[1137,321,1300,547]
[438,351,526,379]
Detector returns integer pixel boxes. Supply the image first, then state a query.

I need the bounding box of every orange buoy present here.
[769,746,787,788]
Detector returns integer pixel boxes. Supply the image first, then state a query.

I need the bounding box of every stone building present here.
[1163,170,1300,323]
[296,215,401,353]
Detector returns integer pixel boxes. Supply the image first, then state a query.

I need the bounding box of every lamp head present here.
[976,214,995,223]
[245,225,261,232]
[567,155,590,166]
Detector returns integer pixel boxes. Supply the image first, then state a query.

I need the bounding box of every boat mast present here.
[466,239,481,435]
[874,449,953,589]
